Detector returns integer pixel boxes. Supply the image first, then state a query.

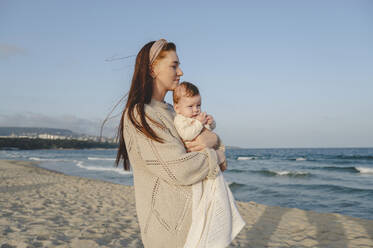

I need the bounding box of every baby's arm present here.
[174,114,204,141]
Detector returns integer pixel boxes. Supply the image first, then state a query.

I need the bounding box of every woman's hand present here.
[195,112,207,125]
[219,162,227,172]
[216,150,227,172]
[206,115,214,126]
[185,129,218,152]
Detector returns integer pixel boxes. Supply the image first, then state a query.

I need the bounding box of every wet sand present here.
[1,160,373,248]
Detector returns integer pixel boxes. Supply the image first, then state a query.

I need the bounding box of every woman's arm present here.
[185,129,227,171]
[184,128,219,152]
[124,109,220,186]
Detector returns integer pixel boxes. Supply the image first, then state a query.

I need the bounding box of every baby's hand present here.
[206,115,214,125]
[196,112,207,125]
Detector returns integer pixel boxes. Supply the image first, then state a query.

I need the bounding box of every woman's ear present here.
[149,66,155,79]
[150,63,159,79]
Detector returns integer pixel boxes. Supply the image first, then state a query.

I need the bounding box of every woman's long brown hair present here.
[115,41,176,170]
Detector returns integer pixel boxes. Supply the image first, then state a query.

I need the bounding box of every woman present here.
[116,39,226,248]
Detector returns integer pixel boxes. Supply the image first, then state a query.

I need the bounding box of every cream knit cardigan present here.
[123,99,220,248]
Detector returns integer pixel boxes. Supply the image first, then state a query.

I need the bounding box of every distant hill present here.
[0,127,78,137]
[0,138,117,150]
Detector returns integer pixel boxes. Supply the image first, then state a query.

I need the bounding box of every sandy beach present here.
[1,160,373,248]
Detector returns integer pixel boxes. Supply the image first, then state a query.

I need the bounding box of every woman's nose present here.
[177,67,183,76]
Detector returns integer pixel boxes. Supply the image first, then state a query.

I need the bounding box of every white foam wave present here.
[296,157,306,161]
[29,157,66,162]
[277,171,291,175]
[76,161,132,175]
[356,167,373,174]
[88,157,116,161]
[5,154,21,158]
[237,156,256,160]
[29,157,41,161]
[276,171,309,176]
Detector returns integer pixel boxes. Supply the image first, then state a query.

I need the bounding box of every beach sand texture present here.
[1,160,372,248]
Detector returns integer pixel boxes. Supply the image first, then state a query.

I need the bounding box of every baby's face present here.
[175,95,202,118]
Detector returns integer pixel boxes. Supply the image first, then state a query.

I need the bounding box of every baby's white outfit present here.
[174,114,245,248]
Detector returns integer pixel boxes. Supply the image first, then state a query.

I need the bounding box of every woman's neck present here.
[152,83,167,102]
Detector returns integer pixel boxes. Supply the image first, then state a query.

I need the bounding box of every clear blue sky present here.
[1,0,372,148]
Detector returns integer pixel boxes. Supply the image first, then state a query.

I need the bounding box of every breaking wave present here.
[29,157,67,162]
[237,156,257,160]
[254,169,311,178]
[311,166,373,174]
[88,157,116,161]
[76,161,132,175]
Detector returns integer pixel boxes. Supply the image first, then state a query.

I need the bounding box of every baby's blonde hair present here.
[173,81,200,104]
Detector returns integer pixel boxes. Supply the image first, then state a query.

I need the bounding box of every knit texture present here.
[123,99,220,248]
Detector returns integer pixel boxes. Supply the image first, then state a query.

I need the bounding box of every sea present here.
[1,147,372,220]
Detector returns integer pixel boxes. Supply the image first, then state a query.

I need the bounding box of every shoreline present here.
[0,147,118,151]
[11,158,373,220]
[1,160,373,247]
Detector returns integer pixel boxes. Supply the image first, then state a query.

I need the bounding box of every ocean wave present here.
[76,161,132,175]
[334,155,373,160]
[255,169,311,178]
[287,157,308,161]
[2,153,21,158]
[88,157,116,161]
[318,166,360,173]
[29,157,43,161]
[311,166,373,174]
[228,169,246,173]
[228,182,246,190]
[237,156,257,160]
[356,167,373,174]
[296,157,307,161]
[29,157,67,162]
[293,183,373,195]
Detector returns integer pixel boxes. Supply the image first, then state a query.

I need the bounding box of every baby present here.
[173,82,216,142]
[173,82,245,248]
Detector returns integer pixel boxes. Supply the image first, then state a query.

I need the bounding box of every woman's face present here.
[152,50,183,93]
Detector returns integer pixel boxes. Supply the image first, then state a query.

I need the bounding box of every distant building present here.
[38,134,68,140]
